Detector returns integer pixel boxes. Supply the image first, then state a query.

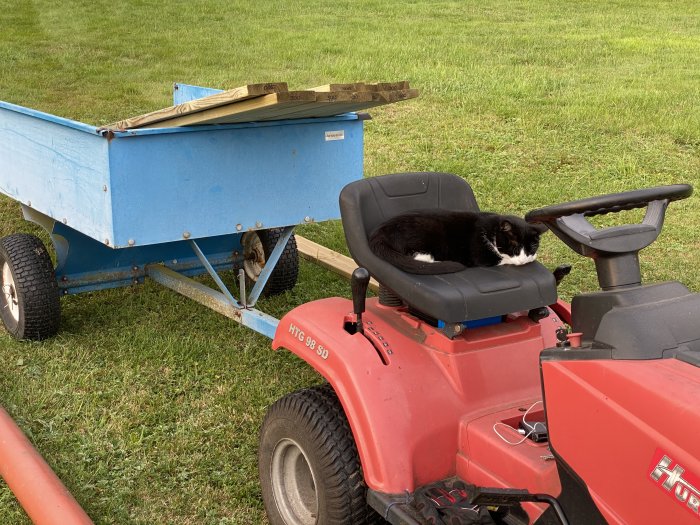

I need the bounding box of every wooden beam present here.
[366,81,411,91]
[295,235,379,293]
[140,91,317,127]
[266,91,374,120]
[311,82,368,92]
[369,88,419,104]
[106,82,288,130]
[106,81,418,129]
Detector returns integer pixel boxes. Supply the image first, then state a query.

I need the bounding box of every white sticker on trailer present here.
[325,130,345,141]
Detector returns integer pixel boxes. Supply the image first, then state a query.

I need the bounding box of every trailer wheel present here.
[242,228,298,296]
[259,384,382,525]
[0,234,60,341]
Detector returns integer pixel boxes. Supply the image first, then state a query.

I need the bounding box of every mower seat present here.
[339,172,557,323]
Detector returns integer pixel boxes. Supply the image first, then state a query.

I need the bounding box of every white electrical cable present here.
[492,401,545,446]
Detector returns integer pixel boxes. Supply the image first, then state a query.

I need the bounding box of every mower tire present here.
[0,234,60,341]
[258,384,383,525]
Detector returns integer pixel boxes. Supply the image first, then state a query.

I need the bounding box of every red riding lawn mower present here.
[259,172,699,525]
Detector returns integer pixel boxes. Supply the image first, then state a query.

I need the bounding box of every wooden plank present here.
[311,82,368,92]
[107,82,288,130]
[263,89,419,120]
[267,91,374,120]
[194,91,364,124]
[366,81,411,91]
[140,91,317,127]
[296,235,380,293]
[189,90,379,124]
[369,88,419,104]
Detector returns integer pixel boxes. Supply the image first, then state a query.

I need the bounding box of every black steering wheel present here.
[525,184,693,289]
[525,185,692,223]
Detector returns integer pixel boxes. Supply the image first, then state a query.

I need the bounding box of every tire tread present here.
[0,234,60,340]
[260,384,383,524]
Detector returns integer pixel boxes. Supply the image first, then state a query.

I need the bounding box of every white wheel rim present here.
[1,262,19,323]
[242,232,266,281]
[270,438,318,525]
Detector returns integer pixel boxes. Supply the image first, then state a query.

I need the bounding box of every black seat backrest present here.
[340,172,558,323]
[340,172,479,264]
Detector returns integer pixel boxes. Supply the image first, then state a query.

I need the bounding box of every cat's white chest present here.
[498,248,537,266]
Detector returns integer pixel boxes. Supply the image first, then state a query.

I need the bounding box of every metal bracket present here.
[189,239,241,308]
[147,264,279,339]
[246,226,294,308]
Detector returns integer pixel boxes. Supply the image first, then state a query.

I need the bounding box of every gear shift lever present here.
[351,268,370,334]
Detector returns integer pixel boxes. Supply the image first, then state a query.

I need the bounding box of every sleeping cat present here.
[368,209,546,275]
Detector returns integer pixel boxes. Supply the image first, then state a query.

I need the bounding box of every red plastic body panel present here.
[542,358,700,524]
[457,407,560,522]
[273,296,566,502]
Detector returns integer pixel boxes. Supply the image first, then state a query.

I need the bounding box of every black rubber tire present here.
[0,234,60,341]
[259,384,383,525]
[243,228,299,296]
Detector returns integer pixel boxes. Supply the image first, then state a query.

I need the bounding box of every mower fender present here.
[272,297,467,494]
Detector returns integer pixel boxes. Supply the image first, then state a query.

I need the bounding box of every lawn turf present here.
[1,1,699,523]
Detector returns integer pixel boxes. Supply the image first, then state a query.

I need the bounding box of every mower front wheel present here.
[259,384,382,525]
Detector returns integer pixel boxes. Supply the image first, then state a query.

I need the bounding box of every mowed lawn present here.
[1,1,699,523]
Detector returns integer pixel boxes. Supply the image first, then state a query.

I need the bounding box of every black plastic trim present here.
[367,489,422,525]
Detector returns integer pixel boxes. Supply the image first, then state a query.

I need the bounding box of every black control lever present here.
[351,268,370,335]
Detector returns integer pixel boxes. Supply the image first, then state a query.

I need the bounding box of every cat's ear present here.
[500,220,513,233]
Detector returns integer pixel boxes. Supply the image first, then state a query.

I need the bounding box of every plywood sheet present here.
[109,80,417,129]
[141,91,317,127]
[107,82,288,130]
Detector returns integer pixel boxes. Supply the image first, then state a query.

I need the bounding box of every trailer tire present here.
[259,384,383,525]
[0,234,60,341]
[242,228,298,296]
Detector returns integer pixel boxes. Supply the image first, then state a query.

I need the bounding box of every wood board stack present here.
[107,81,418,130]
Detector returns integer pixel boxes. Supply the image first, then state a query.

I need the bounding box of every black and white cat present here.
[368,210,546,275]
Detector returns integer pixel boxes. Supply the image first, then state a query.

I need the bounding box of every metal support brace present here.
[246,226,294,308]
[147,264,279,339]
[189,239,241,307]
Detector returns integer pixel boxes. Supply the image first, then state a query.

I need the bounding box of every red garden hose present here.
[0,405,93,524]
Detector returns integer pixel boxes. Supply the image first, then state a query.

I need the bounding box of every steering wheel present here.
[525,184,693,289]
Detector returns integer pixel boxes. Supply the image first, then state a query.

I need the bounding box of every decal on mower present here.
[649,448,700,519]
[287,323,329,359]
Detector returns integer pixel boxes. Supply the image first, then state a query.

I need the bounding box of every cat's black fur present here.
[368,209,546,275]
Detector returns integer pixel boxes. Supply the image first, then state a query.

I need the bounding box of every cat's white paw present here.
[413,252,436,263]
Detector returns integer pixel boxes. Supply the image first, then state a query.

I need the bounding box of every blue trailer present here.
[0,84,365,340]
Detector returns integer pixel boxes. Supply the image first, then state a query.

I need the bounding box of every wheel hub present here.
[1,262,19,322]
[242,232,266,281]
[270,438,318,525]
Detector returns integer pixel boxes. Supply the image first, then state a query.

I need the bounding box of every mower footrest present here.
[367,489,423,525]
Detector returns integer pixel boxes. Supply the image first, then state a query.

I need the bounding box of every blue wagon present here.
[0,84,365,340]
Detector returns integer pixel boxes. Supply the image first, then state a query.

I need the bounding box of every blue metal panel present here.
[0,101,101,135]
[173,83,223,104]
[2,89,364,249]
[109,114,360,138]
[0,103,114,244]
[47,217,243,294]
[107,118,363,247]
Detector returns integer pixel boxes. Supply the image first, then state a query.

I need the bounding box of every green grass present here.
[1,0,700,523]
